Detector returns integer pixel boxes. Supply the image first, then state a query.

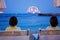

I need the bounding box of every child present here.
[6,16,21,31]
[46,16,59,30]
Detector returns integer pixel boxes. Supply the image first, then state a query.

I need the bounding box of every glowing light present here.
[27,6,40,14]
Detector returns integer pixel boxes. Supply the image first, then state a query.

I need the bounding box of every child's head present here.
[50,16,58,27]
[9,16,18,26]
